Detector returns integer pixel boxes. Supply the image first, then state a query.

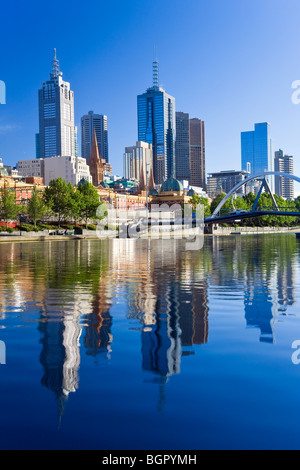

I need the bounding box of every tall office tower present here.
[38,49,76,159]
[35,133,40,159]
[124,141,153,182]
[274,150,294,199]
[189,118,206,189]
[175,112,190,181]
[241,123,273,189]
[81,111,109,163]
[137,59,176,185]
[74,126,79,157]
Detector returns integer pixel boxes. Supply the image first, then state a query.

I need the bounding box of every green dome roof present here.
[77,178,88,187]
[160,177,183,193]
[187,188,196,196]
[98,181,109,189]
[149,188,159,196]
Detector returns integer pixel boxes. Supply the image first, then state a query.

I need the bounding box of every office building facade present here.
[38,49,76,159]
[190,118,206,189]
[207,170,249,199]
[81,111,109,163]
[175,112,190,181]
[241,122,273,182]
[44,155,92,186]
[137,60,176,185]
[17,159,45,179]
[274,150,294,200]
[124,141,153,183]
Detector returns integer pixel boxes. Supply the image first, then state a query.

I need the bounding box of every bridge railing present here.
[258,206,300,213]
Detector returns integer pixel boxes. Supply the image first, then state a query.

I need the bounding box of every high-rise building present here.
[35,133,40,159]
[38,49,76,159]
[81,111,109,163]
[189,118,206,189]
[207,170,249,199]
[241,123,273,186]
[175,113,206,188]
[175,112,190,181]
[137,59,176,185]
[123,141,153,184]
[274,150,294,200]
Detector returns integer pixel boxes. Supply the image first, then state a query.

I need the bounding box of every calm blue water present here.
[0,236,300,450]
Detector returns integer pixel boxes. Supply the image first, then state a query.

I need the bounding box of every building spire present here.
[153,47,159,88]
[51,48,62,79]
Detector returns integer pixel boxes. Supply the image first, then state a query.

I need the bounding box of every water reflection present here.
[0,235,298,418]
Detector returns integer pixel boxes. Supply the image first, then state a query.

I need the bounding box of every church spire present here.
[139,163,146,191]
[148,167,156,191]
[89,129,104,187]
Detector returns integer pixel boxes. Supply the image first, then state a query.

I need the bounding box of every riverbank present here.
[0,226,300,243]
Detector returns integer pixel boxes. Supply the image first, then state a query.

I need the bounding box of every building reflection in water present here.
[210,236,297,344]
[0,234,298,418]
[38,240,113,422]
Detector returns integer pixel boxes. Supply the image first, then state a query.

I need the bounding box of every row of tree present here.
[189,192,300,227]
[0,178,104,229]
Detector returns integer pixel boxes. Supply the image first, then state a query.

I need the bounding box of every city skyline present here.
[1,0,300,189]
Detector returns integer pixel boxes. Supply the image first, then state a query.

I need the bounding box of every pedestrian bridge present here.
[204,172,300,225]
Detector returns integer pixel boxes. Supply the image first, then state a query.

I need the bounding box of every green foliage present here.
[210,193,232,215]
[43,178,74,227]
[210,190,300,227]
[27,187,48,227]
[6,227,14,233]
[77,181,103,228]
[189,194,211,218]
[17,223,33,232]
[0,185,19,228]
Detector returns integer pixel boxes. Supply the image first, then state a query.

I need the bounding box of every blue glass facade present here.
[137,86,176,185]
[241,122,273,177]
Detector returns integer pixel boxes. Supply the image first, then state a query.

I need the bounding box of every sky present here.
[1,0,300,189]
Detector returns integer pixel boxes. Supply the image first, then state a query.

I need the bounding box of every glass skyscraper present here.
[137,60,176,185]
[81,111,109,163]
[38,50,76,159]
[241,122,273,178]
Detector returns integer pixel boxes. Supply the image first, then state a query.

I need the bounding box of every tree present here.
[189,194,211,218]
[210,193,232,215]
[27,187,48,227]
[77,181,102,228]
[0,184,19,229]
[43,178,74,227]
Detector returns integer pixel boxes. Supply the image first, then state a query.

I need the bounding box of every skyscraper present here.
[123,141,153,183]
[175,112,190,181]
[241,122,273,178]
[81,111,109,163]
[38,49,76,159]
[274,149,294,200]
[137,59,176,185]
[189,118,206,189]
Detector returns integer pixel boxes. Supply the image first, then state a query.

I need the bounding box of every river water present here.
[0,236,300,450]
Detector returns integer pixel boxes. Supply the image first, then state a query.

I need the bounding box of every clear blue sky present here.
[1,0,300,185]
